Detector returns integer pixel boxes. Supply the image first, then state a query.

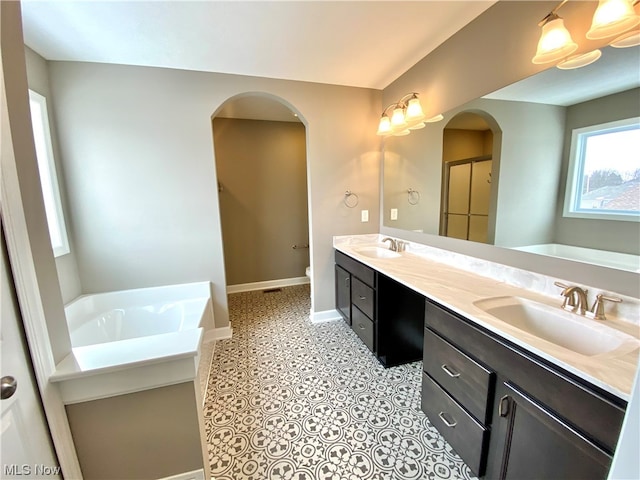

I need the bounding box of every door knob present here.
[1,376,17,399]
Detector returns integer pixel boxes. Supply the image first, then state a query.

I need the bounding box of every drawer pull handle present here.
[499,395,511,417]
[438,412,457,428]
[359,295,366,300]
[358,323,365,330]
[441,364,460,378]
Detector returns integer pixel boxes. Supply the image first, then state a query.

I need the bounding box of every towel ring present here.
[407,188,420,205]
[344,190,359,208]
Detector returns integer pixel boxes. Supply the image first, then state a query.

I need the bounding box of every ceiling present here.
[20,0,495,91]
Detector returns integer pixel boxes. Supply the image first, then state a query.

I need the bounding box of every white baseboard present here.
[310,309,342,324]
[203,326,233,344]
[158,468,205,480]
[227,276,310,294]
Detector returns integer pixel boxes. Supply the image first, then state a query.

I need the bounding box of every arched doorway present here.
[440,110,501,244]
[211,93,311,295]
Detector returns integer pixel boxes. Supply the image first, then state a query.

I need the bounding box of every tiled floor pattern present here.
[204,284,476,480]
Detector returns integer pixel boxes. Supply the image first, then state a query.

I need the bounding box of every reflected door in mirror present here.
[443,157,492,243]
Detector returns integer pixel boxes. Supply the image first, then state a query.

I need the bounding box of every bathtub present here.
[513,244,640,273]
[50,282,214,404]
[66,282,213,348]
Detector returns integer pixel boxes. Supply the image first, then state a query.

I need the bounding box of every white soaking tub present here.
[50,282,214,404]
[513,244,640,273]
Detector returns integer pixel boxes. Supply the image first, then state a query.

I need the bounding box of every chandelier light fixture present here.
[376,93,442,137]
[532,0,640,70]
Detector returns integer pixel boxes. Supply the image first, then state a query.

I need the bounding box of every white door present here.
[1,228,61,478]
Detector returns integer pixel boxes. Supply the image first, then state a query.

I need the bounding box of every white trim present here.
[563,117,640,223]
[309,309,342,324]
[0,34,83,478]
[203,326,233,343]
[158,468,206,480]
[226,276,309,293]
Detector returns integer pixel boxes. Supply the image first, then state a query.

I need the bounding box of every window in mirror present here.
[28,90,70,257]
[564,117,640,222]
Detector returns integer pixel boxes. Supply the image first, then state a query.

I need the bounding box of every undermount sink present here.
[473,296,639,357]
[353,246,402,259]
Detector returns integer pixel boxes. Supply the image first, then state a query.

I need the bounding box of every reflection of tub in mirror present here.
[382,45,640,271]
[512,244,640,273]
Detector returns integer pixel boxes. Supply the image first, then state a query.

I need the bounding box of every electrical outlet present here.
[361,210,369,222]
[390,208,398,220]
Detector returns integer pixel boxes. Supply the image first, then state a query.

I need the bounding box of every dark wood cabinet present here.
[377,273,425,367]
[335,264,351,325]
[485,380,611,480]
[422,299,626,479]
[334,250,424,366]
[335,250,377,354]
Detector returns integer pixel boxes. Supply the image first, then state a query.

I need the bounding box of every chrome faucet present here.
[555,282,589,315]
[381,237,398,251]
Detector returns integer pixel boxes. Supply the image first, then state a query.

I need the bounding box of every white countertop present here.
[334,234,640,401]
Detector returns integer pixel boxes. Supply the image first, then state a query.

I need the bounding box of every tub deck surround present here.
[334,234,640,400]
[50,282,213,404]
[513,243,640,273]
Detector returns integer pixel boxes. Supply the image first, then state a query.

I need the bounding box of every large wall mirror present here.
[382,45,640,272]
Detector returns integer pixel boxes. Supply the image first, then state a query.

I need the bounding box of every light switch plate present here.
[361,210,369,222]
[390,208,398,220]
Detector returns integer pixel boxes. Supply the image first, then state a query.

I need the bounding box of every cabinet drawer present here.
[335,250,375,287]
[352,277,375,319]
[421,372,488,477]
[425,299,626,454]
[424,328,494,424]
[352,307,375,352]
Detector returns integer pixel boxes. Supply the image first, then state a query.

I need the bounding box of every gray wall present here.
[23,47,82,304]
[555,88,640,255]
[213,118,309,285]
[65,383,204,479]
[380,0,639,297]
[48,61,381,327]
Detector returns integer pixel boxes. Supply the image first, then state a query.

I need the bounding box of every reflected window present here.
[564,117,640,222]
[28,90,70,257]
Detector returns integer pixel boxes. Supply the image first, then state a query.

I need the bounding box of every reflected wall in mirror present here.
[382,45,640,272]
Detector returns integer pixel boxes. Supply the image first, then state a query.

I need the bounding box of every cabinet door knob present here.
[499,395,511,417]
[441,364,461,378]
[438,411,457,428]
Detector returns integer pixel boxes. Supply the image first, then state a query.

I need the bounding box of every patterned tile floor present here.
[203,284,476,480]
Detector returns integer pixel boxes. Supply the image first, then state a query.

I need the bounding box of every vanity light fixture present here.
[376,93,441,137]
[532,0,640,69]
[587,0,640,39]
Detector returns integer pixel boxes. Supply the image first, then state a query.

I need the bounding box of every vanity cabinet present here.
[334,250,425,366]
[422,299,627,479]
[335,250,377,353]
[486,380,611,480]
[335,264,351,325]
[421,327,494,476]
